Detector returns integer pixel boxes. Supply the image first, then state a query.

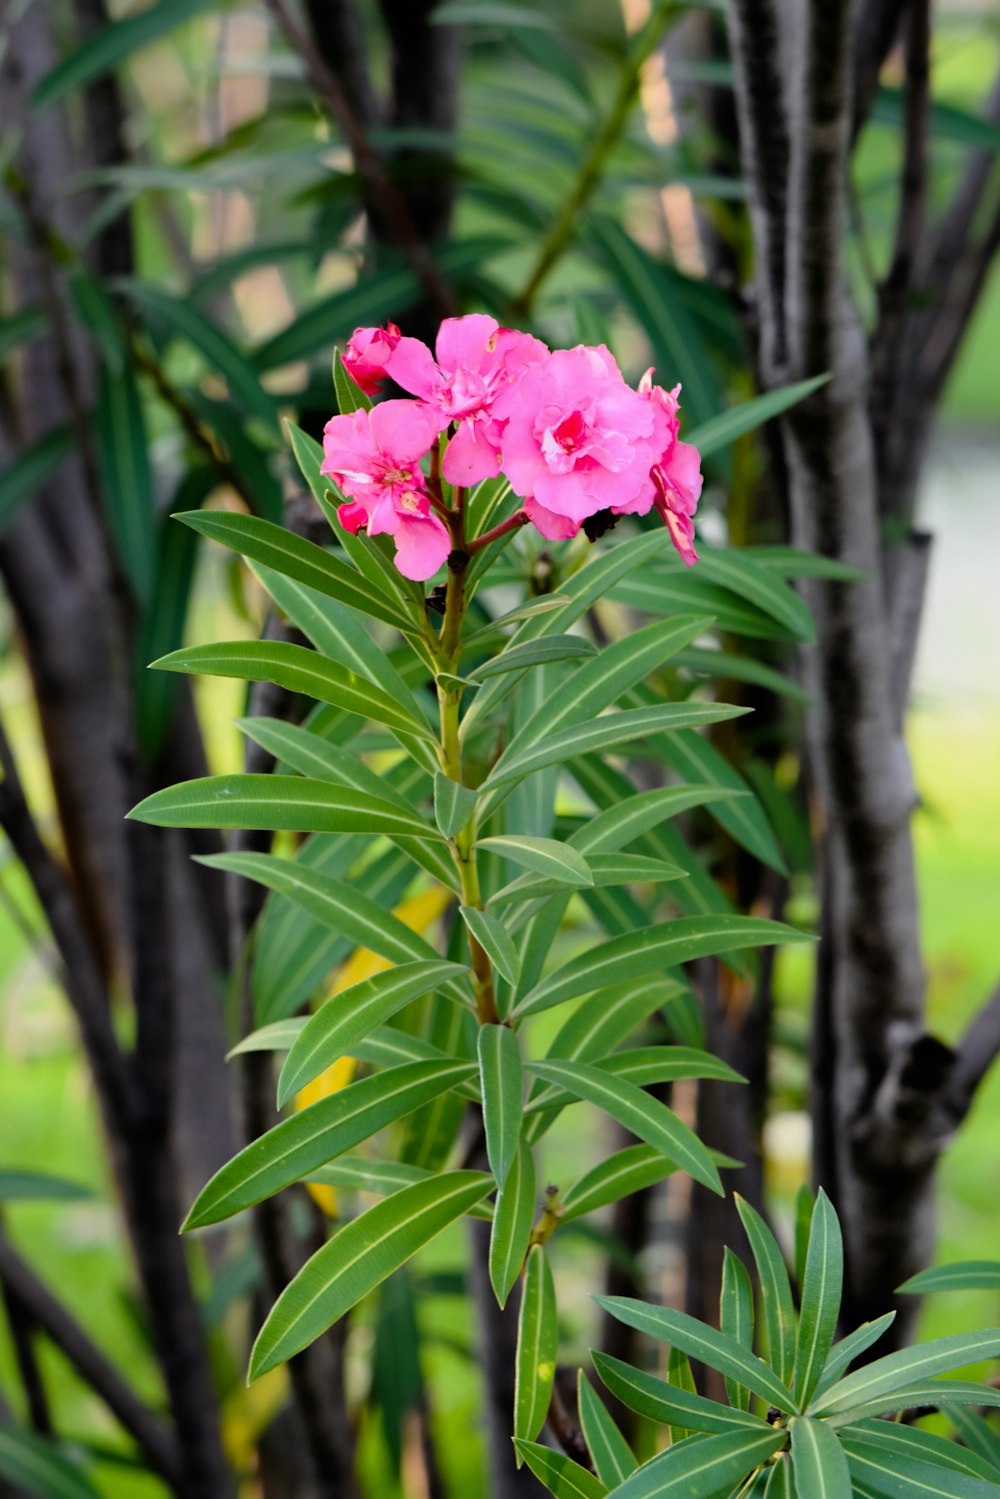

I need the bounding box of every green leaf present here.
[527,1060,721,1194]
[813,1330,1000,1417]
[823,1381,1000,1427]
[841,1432,1000,1499]
[468,636,597,679]
[477,835,593,888]
[746,545,864,582]
[562,1145,678,1222]
[151,639,434,741]
[603,1428,786,1499]
[899,1262,1000,1295]
[129,773,441,839]
[249,1171,492,1378]
[764,1455,795,1499]
[32,0,213,111]
[333,350,373,415]
[183,1061,476,1230]
[644,714,787,875]
[0,1426,101,1499]
[235,718,438,836]
[478,1023,523,1189]
[227,1019,305,1057]
[946,1408,1000,1472]
[793,1190,843,1409]
[490,1140,536,1308]
[198,851,457,977]
[515,1244,558,1448]
[96,363,155,602]
[120,282,278,429]
[174,509,413,631]
[0,427,73,534]
[667,1348,700,1444]
[462,908,521,986]
[0,1170,91,1203]
[591,1350,772,1434]
[816,1312,896,1396]
[684,374,832,457]
[252,566,430,736]
[482,702,749,797]
[491,616,715,772]
[721,1248,755,1412]
[846,1421,1000,1487]
[518,915,810,1017]
[276,960,467,1107]
[735,1194,797,1387]
[512,1442,607,1499]
[596,1297,795,1412]
[696,551,814,644]
[671,647,811,704]
[569,784,747,856]
[789,1417,851,1499]
[435,773,478,839]
[491,853,684,906]
[578,1372,636,1487]
[525,1046,743,1113]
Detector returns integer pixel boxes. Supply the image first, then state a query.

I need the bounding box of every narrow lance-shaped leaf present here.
[721,1248,755,1412]
[152,639,435,741]
[129,774,442,840]
[736,1193,797,1386]
[606,1428,786,1499]
[811,1327,1000,1417]
[684,373,831,457]
[481,702,749,795]
[32,0,214,110]
[183,1060,477,1230]
[434,772,478,839]
[517,915,811,1017]
[468,635,598,680]
[276,960,468,1108]
[596,1296,796,1412]
[591,1350,770,1435]
[477,1023,523,1190]
[174,509,413,631]
[333,349,373,415]
[528,1059,722,1194]
[898,1262,1000,1295]
[577,1372,637,1487]
[561,1145,678,1222]
[476,835,594,888]
[512,1442,607,1499]
[815,1311,896,1396]
[789,1417,851,1499]
[490,1140,536,1309]
[491,615,714,770]
[793,1189,843,1409]
[515,1245,558,1450]
[841,1432,1000,1499]
[250,1171,492,1379]
[462,908,521,987]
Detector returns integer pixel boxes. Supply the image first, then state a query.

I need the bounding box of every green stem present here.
[511,1,679,319]
[433,495,500,1026]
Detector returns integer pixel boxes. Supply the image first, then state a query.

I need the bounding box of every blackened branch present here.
[0,1232,182,1486]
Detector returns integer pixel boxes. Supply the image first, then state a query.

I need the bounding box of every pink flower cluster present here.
[321,315,703,581]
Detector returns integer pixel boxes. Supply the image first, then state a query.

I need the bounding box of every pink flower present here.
[321,400,450,580]
[342,323,401,397]
[387,314,548,486]
[496,345,667,528]
[638,371,702,566]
